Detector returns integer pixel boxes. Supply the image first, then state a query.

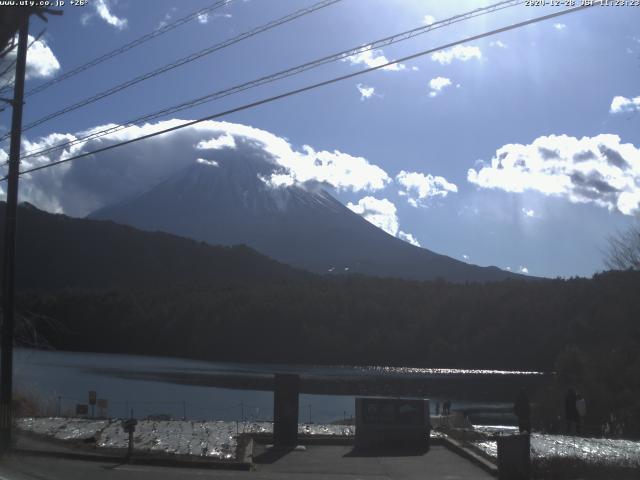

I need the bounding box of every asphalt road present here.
[0,445,493,480]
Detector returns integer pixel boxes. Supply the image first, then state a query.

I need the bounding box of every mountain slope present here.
[0,202,309,291]
[91,157,520,282]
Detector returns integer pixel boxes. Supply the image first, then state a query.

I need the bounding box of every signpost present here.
[123,417,137,461]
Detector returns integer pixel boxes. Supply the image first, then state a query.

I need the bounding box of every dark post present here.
[0,14,29,454]
[496,433,531,480]
[123,409,137,461]
[273,374,299,447]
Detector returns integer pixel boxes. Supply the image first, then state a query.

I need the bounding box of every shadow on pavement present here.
[253,446,294,464]
[344,445,430,457]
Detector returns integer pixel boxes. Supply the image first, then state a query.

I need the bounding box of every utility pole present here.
[0,13,29,454]
[0,6,61,454]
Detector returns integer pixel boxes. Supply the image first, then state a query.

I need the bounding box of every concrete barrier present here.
[355,397,430,450]
[273,374,299,448]
[495,433,530,480]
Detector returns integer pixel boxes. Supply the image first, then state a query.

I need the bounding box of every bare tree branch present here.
[604,222,640,270]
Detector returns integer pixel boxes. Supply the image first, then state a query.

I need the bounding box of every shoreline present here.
[86,367,545,401]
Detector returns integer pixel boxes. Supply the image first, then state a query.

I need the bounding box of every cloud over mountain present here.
[467,134,640,215]
[8,120,390,217]
[347,196,420,246]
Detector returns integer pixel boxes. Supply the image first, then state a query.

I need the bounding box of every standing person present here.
[513,388,531,433]
[565,387,579,434]
[575,392,586,435]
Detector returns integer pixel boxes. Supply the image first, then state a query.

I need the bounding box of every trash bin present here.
[494,433,530,480]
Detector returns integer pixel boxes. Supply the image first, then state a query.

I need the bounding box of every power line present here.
[0,28,46,105]
[16,0,524,163]
[0,0,237,98]
[10,3,596,181]
[2,0,342,141]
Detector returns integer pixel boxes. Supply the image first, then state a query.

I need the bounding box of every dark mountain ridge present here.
[0,202,309,291]
[91,157,521,283]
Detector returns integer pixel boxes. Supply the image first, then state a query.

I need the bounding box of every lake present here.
[14,348,543,424]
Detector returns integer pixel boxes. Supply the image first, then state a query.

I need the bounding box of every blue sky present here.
[1,0,639,278]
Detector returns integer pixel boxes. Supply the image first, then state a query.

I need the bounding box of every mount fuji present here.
[90,155,519,282]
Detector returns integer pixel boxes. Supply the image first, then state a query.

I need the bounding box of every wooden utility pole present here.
[0,6,61,454]
[0,12,29,453]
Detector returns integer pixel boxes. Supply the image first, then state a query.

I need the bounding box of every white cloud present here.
[157,7,177,28]
[489,40,507,49]
[8,119,391,216]
[423,15,436,26]
[347,196,420,246]
[356,83,375,100]
[411,66,419,71]
[196,132,236,150]
[431,45,482,65]
[25,35,60,79]
[80,13,93,26]
[462,254,470,262]
[259,172,295,189]
[94,0,128,30]
[467,134,640,215]
[396,170,458,207]
[194,12,232,25]
[0,35,60,86]
[428,76,452,97]
[610,95,640,114]
[196,158,219,167]
[553,23,566,30]
[265,144,390,192]
[398,231,420,247]
[344,46,405,71]
[519,266,529,274]
[522,208,536,218]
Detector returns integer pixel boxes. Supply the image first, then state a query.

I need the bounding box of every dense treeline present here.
[17,272,640,370]
[15,271,640,435]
